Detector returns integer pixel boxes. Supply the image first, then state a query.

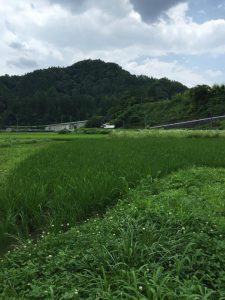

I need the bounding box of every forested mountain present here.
[0,59,187,127]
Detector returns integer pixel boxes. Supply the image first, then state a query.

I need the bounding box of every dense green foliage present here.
[113,85,225,127]
[1,60,225,128]
[1,167,225,299]
[2,135,225,252]
[0,60,225,128]
[0,60,187,127]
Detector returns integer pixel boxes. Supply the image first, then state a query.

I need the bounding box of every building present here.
[45,121,87,132]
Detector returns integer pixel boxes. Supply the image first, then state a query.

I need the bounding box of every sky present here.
[1,0,225,87]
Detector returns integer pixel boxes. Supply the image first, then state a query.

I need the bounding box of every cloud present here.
[48,0,89,14]
[8,41,24,50]
[125,58,223,87]
[48,0,130,18]
[7,57,38,69]
[48,0,188,22]
[205,69,223,78]
[129,0,187,22]
[0,0,225,85]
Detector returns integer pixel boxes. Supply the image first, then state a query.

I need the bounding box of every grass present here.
[0,142,48,182]
[2,131,225,298]
[2,135,225,252]
[0,129,110,142]
[1,167,225,299]
[111,128,225,138]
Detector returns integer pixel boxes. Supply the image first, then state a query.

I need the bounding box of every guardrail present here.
[150,115,225,129]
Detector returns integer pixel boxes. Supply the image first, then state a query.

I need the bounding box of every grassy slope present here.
[121,99,190,127]
[1,167,225,299]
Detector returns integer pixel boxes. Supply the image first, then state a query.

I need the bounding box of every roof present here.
[45,121,87,126]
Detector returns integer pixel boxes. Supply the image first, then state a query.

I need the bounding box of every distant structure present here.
[101,123,115,129]
[6,121,87,132]
[6,125,45,132]
[45,121,87,132]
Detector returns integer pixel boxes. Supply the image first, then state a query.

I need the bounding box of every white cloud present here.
[124,58,224,87]
[0,0,224,85]
[205,69,223,78]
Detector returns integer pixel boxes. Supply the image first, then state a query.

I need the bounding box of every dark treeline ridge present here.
[0,59,224,128]
[0,59,186,127]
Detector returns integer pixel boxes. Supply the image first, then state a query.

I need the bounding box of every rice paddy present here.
[1,130,225,299]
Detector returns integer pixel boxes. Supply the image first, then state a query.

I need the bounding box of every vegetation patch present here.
[2,136,225,252]
[111,129,225,138]
[1,167,225,299]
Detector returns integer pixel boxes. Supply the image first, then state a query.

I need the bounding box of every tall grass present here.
[2,136,225,250]
[2,167,225,298]
[111,129,225,138]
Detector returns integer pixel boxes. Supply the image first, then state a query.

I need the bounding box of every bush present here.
[86,116,105,128]
[76,128,112,134]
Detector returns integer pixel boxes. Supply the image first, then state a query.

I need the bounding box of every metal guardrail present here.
[150,115,225,129]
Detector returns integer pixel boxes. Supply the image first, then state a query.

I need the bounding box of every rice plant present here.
[2,136,225,251]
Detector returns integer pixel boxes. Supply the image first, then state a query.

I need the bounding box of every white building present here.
[45,121,87,132]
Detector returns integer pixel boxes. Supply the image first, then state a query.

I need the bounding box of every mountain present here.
[0,59,187,127]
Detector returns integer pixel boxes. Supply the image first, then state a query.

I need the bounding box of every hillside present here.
[0,59,187,127]
[111,85,225,128]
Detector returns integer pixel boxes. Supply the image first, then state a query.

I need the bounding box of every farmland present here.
[1,131,225,299]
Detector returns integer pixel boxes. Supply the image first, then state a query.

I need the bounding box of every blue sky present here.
[0,0,225,86]
[189,0,225,22]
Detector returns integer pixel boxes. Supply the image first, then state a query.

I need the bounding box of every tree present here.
[86,115,105,128]
[189,85,211,113]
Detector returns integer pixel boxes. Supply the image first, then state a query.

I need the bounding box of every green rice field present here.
[1,130,225,299]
